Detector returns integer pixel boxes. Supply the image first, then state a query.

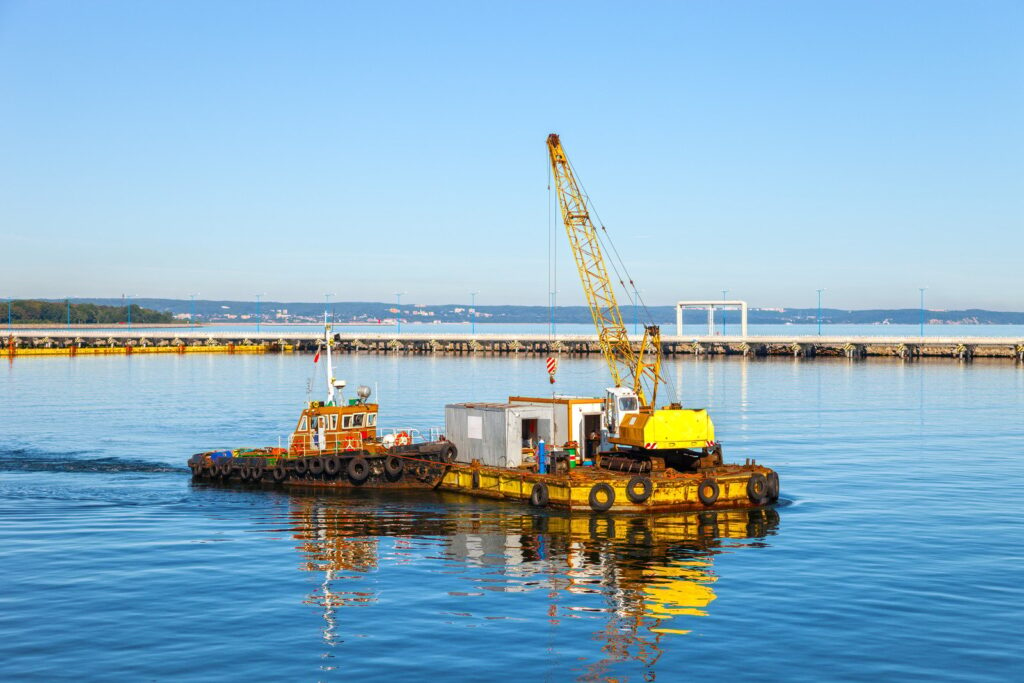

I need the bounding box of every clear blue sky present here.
[1,1,1021,310]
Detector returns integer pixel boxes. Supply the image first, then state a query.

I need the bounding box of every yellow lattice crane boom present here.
[546,133,662,408]
[547,133,717,458]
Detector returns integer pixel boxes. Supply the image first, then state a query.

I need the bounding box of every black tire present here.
[323,456,342,477]
[588,483,615,512]
[348,456,370,484]
[239,466,252,482]
[438,443,457,463]
[384,456,404,480]
[625,476,654,504]
[272,464,288,482]
[766,471,780,501]
[698,478,720,506]
[309,457,325,476]
[747,473,769,503]
[529,482,549,507]
[294,458,308,476]
[217,461,232,479]
[250,465,265,482]
[471,470,481,489]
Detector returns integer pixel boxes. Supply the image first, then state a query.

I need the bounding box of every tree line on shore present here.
[4,300,174,325]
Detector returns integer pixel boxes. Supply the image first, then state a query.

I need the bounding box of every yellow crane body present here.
[613,409,715,450]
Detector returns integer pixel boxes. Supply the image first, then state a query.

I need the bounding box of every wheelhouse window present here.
[352,413,365,428]
[329,415,338,430]
[367,413,377,427]
[318,416,326,429]
[299,416,308,431]
[342,415,353,429]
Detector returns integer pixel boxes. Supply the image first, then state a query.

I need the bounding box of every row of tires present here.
[192,454,404,485]
[523,471,781,512]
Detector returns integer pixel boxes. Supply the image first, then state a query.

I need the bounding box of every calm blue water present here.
[2,353,1022,681]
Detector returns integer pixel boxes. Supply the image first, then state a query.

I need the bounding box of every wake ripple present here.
[0,448,187,474]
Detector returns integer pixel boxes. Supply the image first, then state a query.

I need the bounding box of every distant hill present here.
[8,300,173,325]
[54,298,1024,326]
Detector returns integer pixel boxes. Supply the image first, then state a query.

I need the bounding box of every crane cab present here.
[604,387,641,437]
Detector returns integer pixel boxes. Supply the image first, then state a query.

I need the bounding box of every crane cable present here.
[564,156,680,404]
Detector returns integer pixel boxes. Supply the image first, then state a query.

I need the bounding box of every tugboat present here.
[188,319,455,488]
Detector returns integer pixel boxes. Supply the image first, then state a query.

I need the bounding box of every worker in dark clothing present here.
[588,431,601,460]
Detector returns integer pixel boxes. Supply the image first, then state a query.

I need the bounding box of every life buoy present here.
[698,478,720,506]
[529,482,549,507]
[294,458,308,476]
[766,472,780,501]
[309,457,325,476]
[348,456,370,484]
[588,483,615,512]
[384,456,404,480]
[747,473,769,502]
[323,456,341,477]
[272,464,288,482]
[625,476,654,504]
[394,432,411,447]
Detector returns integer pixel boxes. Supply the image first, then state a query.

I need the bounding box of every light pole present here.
[816,288,825,336]
[721,289,728,335]
[256,294,265,334]
[324,293,335,324]
[126,294,134,330]
[469,291,479,335]
[189,293,198,329]
[919,287,927,337]
[394,292,405,334]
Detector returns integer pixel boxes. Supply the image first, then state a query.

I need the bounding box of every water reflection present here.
[284,491,779,677]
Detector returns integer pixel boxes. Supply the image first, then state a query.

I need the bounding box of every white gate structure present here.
[676,300,748,337]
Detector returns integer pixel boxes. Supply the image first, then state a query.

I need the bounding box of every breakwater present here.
[5,330,1023,361]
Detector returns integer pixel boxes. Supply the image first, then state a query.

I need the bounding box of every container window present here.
[367,413,377,427]
[352,413,365,428]
[342,415,353,429]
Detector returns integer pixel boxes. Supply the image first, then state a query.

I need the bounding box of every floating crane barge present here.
[189,134,779,513]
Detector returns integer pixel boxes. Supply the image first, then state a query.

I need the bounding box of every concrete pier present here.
[4,330,1023,362]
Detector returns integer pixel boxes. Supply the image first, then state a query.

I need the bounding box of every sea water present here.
[1,353,1022,681]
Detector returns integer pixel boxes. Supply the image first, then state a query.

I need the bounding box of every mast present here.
[325,311,336,405]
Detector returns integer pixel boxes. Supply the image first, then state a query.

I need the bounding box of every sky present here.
[1,1,1021,310]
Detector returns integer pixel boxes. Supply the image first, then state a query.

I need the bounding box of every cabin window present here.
[342,415,353,429]
[619,396,638,412]
[299,417,308,431]
[367,413,377,427]
[352,413,365,428]
[318,416,326,429]
[329,415,338,430]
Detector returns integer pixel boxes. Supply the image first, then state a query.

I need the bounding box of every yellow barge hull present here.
[439,463,779,513]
